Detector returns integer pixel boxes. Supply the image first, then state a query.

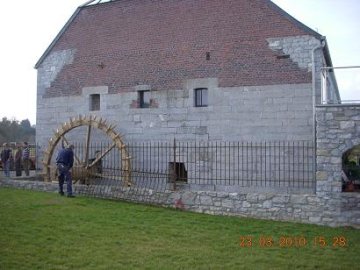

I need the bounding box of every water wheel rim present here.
[42,115,131,185]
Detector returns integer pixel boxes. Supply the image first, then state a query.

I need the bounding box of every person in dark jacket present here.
[1,143,12,177]
[14,145,22,177]
[56,144,75,197]
[22,142,30,176]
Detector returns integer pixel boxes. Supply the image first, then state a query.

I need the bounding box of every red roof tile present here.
[39,0,320,97]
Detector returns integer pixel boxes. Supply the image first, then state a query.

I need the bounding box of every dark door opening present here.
[342,146,360,192]
[169,162,188,183]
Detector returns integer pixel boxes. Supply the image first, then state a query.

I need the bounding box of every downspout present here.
[311,38,326,193]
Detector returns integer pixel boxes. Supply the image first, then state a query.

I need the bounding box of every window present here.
[194,88,208,107]
[90,94,100,111]
[169,162,188,183]
[139,90,150,108]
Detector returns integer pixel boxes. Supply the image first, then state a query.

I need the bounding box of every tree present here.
[0,117,35,144]
[20,119,31,129]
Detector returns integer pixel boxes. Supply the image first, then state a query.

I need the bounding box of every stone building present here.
[35,0,339,146]
[30,0,360,227]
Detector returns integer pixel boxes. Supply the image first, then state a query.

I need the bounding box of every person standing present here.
[56,144,75,197]
[94,150,103,174]
[1,143,12,177]
[14,144,22,177]
[22,142,30,176]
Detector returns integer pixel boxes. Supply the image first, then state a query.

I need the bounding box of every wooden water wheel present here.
[42,115,131,185]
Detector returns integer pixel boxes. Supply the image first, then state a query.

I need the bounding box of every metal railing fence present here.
[67,139,315,192]
[1,140,316,193]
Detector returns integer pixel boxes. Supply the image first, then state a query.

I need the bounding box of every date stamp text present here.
[239,235,347,248]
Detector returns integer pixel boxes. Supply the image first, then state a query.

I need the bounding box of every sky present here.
[0,0,359,125]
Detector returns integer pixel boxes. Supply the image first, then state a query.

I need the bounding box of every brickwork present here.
[37,0,317,98]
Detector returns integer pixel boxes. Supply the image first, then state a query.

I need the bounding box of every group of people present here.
[1,140,97,198]
[1,142,31,177]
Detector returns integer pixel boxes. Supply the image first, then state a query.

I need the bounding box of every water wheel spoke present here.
[73,178,79,184]
[87,142,116,169]
[84,124,92,166]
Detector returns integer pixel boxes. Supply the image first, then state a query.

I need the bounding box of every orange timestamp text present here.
[239,235,347,248]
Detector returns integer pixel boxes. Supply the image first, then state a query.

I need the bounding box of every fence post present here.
[172,138,177,191]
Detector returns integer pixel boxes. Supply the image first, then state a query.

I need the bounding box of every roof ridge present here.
[265,0,322,39]
[80,0,117,7]
[35,0,326,69]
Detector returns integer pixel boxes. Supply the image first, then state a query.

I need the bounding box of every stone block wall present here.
[267,35,319,71]
[316,104,360,194]
[35,80,315,191]
[36,81,314,151]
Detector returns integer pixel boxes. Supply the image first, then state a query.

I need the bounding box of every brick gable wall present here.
[44,0,314,97]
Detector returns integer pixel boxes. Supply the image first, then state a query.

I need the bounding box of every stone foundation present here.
[1,178,359,228]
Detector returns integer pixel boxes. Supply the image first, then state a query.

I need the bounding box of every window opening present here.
[90,94,100,111]
[341,146,360,192]
[194,88,208,107]
[139,90,150,108]
[169,162,188,183]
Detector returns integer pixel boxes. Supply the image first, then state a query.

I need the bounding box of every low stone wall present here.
[1,178,359,228]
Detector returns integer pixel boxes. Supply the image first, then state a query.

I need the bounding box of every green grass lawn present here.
[0,188,359,270]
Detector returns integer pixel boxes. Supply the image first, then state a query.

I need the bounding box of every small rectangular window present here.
[139,90,150,108]
[194,88,208,107]
[90,94,100,111]
[169,162,188,183]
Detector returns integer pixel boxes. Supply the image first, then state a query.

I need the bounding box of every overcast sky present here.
[0,0,359,125]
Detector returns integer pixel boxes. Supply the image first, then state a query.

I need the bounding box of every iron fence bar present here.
[241,141,244,186]
[278,141,280,186]
[149,141,152,174]
[219,141,222,185]
[264,142,267,187]
[286,141,289,187]
[186,142,189,184]
[260,142,263,186]
[237,142,239,185]
[259,142,262,186]
[173,138,176,190]
[302,141,305,187]
[293,141,295,187]
[215,141,218,185]
[246,142,248,186]
[227,142,229,185]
